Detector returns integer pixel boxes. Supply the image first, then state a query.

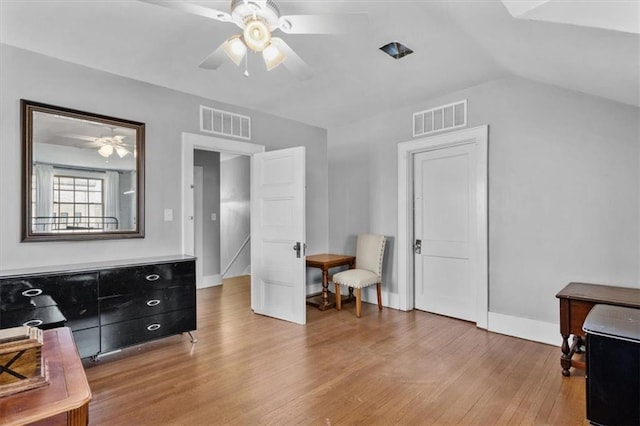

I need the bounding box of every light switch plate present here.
[164,209,173,221]
[211,213,217,221]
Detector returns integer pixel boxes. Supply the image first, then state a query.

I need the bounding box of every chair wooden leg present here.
[335,283,342,310]
[355,288,362,318]
[376,282,382,311]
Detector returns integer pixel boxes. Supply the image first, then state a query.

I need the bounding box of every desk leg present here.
[561,333,571,376]
[68,403,89,426]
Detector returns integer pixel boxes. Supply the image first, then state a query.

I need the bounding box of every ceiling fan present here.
[61,128,133,158]
[141,0,354,79]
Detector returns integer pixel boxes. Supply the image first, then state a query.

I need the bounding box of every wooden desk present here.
[0,327,92,425]
[556,282,640,376]
[306,254,355,311]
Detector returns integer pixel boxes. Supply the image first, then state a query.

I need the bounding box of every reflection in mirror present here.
[22,100,145,241]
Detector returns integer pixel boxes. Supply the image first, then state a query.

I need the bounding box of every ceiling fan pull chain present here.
[244,51,250,77]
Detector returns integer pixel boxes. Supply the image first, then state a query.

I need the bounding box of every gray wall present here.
[328,76,639,324]
[194,150,221,277]
[0,44,328,272]
[220,155,250,278]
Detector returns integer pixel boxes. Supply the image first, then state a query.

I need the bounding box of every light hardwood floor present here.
[84,276,587,425]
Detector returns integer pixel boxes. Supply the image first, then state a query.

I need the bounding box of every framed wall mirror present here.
[21,100,145,241]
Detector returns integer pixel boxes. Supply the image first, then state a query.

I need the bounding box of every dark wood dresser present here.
[0,255,196,359]
[556,282,640,376]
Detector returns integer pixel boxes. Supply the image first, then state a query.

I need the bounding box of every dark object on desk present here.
[583,304,640,426]
[556,282,640,376]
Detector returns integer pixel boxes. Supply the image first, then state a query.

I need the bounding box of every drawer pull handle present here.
[21,289,43,297]
[145,274,160,282]
[23,319,43,327]
[147,323,161,331]
[146,299,161,307]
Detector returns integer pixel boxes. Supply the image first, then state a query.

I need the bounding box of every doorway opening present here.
[181,133,265,292]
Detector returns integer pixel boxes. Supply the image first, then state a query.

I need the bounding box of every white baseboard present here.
[354,294,559,347]
[488,312,561,347]
[197,274,222,289]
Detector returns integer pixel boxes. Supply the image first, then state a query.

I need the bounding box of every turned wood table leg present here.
[320,268,330,310]
[561,333,572,376]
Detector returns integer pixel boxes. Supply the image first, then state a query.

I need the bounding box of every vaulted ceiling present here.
[1,0,638,128]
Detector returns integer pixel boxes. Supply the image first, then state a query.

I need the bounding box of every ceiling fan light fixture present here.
[262,43,285,70]
[98,145,114,158]
[223,35,247,65]
[115,145,129,158]
[243,18,271,52]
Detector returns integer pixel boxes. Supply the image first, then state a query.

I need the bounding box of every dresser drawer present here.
[100,286,195,325]
[100,309,196,352]
[64,301,99,331]
[0,272,97,310]
[1,305,67,329]
[99,261,195,297]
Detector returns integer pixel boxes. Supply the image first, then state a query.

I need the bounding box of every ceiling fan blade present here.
[270,38,313,81]
[277,14,356,34]
[199,43,228,70]
[139,0,234,24]
[58,133,98,142]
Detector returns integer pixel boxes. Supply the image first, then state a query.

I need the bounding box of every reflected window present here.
[53,176,105,230]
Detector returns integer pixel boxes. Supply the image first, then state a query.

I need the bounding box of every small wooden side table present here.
[0,327,92,425]
[556,282,640,376]
[306,254,355,311]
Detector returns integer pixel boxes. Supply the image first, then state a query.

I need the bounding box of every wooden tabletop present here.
[556,282,640,308]
[306,253,355,269]
[0,327,92,426]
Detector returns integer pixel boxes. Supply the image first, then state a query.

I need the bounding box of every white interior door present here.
[251,147,306,324]
[414,143,477,322]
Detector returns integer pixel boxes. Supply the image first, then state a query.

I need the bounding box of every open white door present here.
[251,147,306,324]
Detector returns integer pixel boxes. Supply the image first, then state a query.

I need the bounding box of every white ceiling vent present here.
[200,106,251,140]
[413,100,467,137]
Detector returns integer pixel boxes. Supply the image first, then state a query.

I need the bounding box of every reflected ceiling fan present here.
[141,0,354,79]
[62,128,132,158]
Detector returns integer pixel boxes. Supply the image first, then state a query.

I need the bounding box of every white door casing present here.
[397,125,488,329]
[194,166,204,288]
[251,147,306,325]
[181,132,264,257]
[414,144,477,322]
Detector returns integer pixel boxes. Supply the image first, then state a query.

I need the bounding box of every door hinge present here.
[414,239,422,254]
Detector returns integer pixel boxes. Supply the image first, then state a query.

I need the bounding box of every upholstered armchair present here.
[332,233,386,317]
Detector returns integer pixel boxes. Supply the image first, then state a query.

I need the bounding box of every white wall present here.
[328,76,640,327]
[0,44,328,271]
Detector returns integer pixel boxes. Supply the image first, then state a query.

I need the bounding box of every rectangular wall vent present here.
[200,106,251,140]
[413,100,467,137]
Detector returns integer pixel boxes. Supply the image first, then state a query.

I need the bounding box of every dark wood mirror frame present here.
[21,99,145,242]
